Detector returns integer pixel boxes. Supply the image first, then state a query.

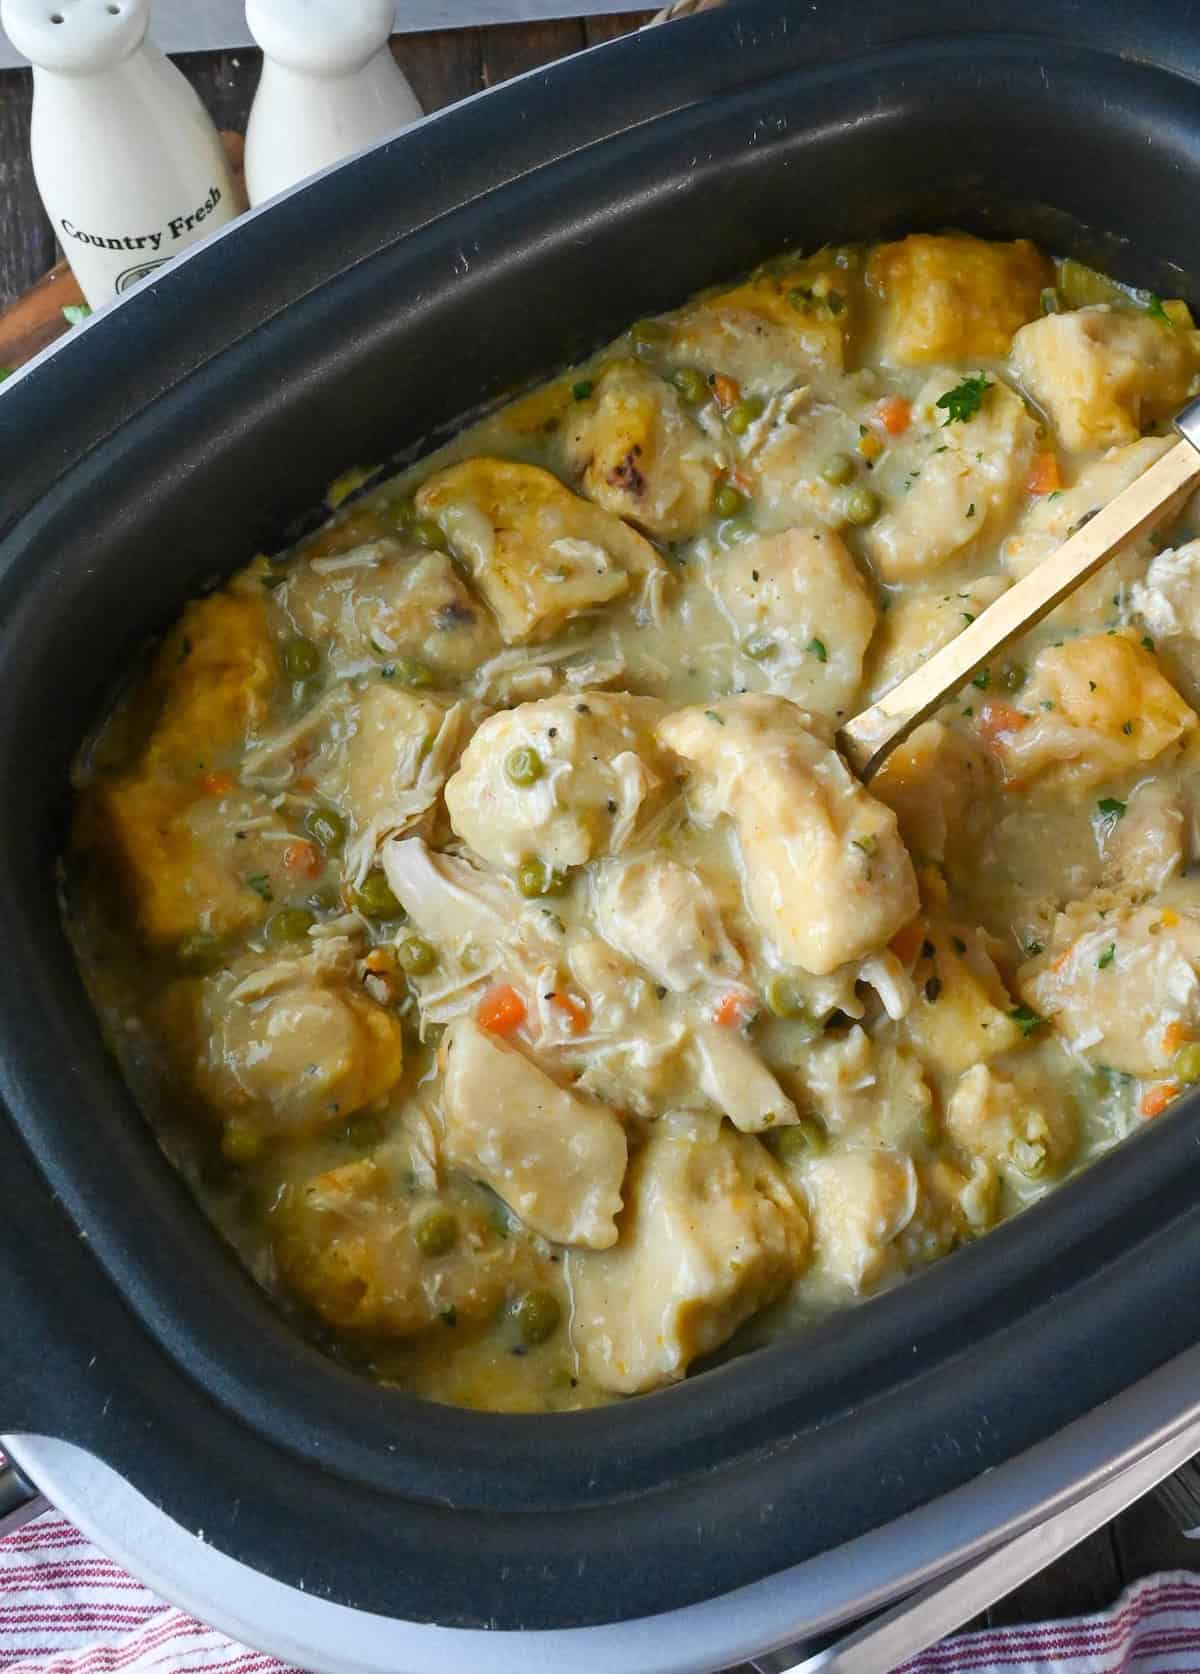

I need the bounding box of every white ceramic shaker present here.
[1,0,240,309]
[243,0,422,207]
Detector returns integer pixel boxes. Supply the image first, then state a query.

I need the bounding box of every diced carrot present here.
[731,468,755,494]
[1142,1082,1179,1119]
[283,839,324,879]
[1162,1021,1195,1055]
[293,775,316,793]
[364,948,396,975]
[198,770,234,796]
[711,373,741,411]
[713,990,754,1029]
[1025,451,1062,495]
[976,699,1028,753]
[478,984,526,1035]
[875,396,912,436]
[889,918,926,967]
[551,991,590,1035]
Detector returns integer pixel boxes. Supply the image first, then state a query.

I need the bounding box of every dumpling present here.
[657,695,918,975]
[568,1119,808,1393]
[414,457,666,643]
[445,690,670,872]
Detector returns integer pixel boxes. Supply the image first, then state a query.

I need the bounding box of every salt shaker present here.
[1,0,240,310]
[244,0,422,207]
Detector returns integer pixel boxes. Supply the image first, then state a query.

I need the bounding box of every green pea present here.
[388,655,434,688]
[411,518,449,553]
[630,318,670,348]
[844,487,881,526]
[265,907,316,946]
[221,1120,263,1165]
[713,483,748,519]
[768,1117,827,1162]
[176,930,229,975]
[764,974,809,1019]
[398,935,438,975]
[1002,664,1027,693]
[821,452,857,486]
[743,633,777,661]
[517,1288,562,1344]
[517,856,566,898]
[414,1206,459,1258]
[342,1112,386,1150]
[1174,1043,1200,1084]
[671,366,710,405]
[726,395,765,435]
[354,871,403,920]
[282,637,321,680]
[307,885,340,913]
[506,746,545,787]
[304,804,347,853]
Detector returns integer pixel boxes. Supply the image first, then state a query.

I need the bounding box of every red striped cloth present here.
[3,1500,1200,1674]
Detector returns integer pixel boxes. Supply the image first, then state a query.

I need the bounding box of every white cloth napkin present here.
[3,1501,1199,1674]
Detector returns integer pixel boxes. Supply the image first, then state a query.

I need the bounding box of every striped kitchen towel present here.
[2,1499,1200,1674]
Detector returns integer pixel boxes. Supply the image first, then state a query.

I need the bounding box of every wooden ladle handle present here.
[838,402,1200,781]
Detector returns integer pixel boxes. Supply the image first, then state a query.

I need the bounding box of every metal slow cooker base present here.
[9,1339,1200,1674]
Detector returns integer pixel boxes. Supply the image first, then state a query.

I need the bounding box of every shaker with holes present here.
[1,0,239,308]
[243,0,422,208]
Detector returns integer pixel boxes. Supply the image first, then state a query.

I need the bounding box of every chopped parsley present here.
[972,668,991,690]
[1142,635,1155,652]
[807,636,828,663]
[961,612,976,624]
[704,709,726,725]
[936,373,991,425]
[0,368,11,383]
[966,502,976,519]
[246,873,273,902]
[1024,937,1044,958]
[572,380,594,400]
[852,833,879,857]
[1146,294,1171,325]
[1097,797,1127,820]
[62,303,91,325]
[1098,943,1116,970]
[1010,1004,1045,1037]
[951,935,967,954]
[1122,720,1133,735]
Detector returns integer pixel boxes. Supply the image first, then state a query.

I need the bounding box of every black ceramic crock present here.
[5,0,1200,1632]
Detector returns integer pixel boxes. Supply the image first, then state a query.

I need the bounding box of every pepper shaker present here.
[244,0,422,208]
[1,0,240,309]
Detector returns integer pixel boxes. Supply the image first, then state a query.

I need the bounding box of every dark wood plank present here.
[0,67,52,307]
[480,19,586,87]
[583,11,655,43]
[174,48,259,134]
[1112,1483,1200,1582]
[985,1523,1123,1628]
[392,29,485,112]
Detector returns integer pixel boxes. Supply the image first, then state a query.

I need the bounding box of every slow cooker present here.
[6,0,1200,1664]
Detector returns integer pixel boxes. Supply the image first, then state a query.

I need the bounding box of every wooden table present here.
[0,17,1197,1641]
